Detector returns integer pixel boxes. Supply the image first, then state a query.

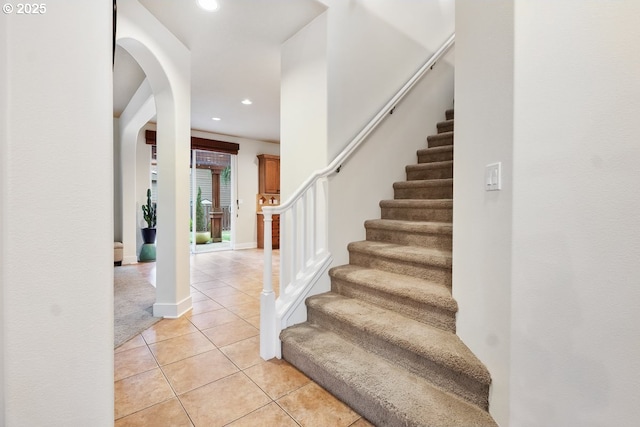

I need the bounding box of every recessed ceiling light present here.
[197,0,219,12]
[211,117,221,121]
[241,99,253,105]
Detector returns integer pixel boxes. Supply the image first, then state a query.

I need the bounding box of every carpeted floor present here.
[114,265,160,348]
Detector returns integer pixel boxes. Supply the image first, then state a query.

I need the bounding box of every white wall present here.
[280,0,455,197]
[116,78,156,264]
[453,1,514,425]
[1,2,113,425]
[321,0,455,265]
[136,126,153,255]
[280,12,329,199]
[328,49,455,266]
[114,119,122,241]
[323,0,455,159]
[455,1,640,425]
[190,130,279,248]
[509,1,640,425]
[279,0,455,266]
[0,9,7,424]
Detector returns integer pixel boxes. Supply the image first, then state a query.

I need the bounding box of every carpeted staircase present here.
[280,110,498,426]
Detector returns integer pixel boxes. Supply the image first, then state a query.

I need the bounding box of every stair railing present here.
[260,33,455,360]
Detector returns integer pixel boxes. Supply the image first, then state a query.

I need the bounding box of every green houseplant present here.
[141,188,156,244]
[195,187,211,244]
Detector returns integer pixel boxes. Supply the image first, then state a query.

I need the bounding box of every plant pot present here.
[141,228,156,244]
[195,231,211,244]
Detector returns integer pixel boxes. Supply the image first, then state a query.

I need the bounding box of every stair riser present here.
[365,228,452,251]
[330,276,456,332]
[427,135,453,148]
[418,149,453,163]
[307,306,488,409]
[394,185,453,200]
[446,109,454,120]
[437,121,454,133]
[349,251,452,287]
[381,206,452,222]
[282,341,407,427]
[407,166,453,181]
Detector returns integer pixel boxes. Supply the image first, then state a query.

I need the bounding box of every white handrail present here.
[260,34,455,360]
[264,33,454,216]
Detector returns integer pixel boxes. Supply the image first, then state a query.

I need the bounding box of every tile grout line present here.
[117,250,317,425]
[182,288,293,426]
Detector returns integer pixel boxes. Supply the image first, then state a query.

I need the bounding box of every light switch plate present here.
[485,162,502,191]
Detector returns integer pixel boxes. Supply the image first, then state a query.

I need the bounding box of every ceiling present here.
[113,0,326,143]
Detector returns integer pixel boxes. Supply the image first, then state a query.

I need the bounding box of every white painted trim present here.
[153,295,193,318]
[260,253,332,360]
[260,290,277,360]
[122,256,138,265]
[234,242,257,250]
[278,253,332,327]
[230,154,238,249]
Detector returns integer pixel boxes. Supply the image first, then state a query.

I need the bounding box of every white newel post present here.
[260,211,277,359]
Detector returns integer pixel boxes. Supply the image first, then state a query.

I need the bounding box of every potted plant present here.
[195,186,211,244]
[141,188,157,244]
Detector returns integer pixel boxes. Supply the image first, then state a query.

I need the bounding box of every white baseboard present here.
[122,256,138,265]
[153,295,193,318]
[234,242,257,250]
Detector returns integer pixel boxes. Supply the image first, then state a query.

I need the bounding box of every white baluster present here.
[291,201,298,283]
[310,182,317,257]
[279,210,286,295]
[319,177,329,252]
[301,191,308,269]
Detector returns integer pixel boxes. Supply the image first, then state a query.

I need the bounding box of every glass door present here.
[190,149,234,253]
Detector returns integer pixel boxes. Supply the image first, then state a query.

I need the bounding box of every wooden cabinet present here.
[257,154,280,249]
[257,214,279,249]
[257,154,280,194]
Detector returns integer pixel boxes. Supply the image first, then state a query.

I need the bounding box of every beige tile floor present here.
[115,248,372,427]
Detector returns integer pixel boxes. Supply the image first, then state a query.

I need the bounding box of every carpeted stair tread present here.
[437,119,454,133]
[380,199,453,222]
[330,264,456,330]
[417,145,454,156]
[364,219,452,235]
[417,145,454,163]
[329,264,457,330]
[348,240,451,269]
[406,160,453,171]
[406,160,453,180]
[306,292,492,406]
[427,131,454,148]
[393,179,453,200]
[365,218,452,251]
[380,199,453,209]
[281,323,497,427]
[348,240,452,285]
[393,178,453,191]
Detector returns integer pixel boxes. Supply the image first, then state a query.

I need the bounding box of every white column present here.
[153,97,192,317]
[118,0,192,317]
[119,80,156,264]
